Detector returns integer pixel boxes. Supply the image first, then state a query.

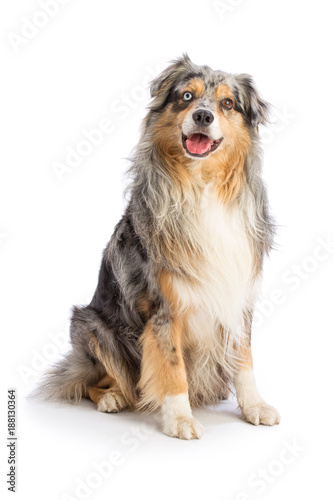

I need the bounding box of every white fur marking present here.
[173,186,260,397]
[97,392,126,413]
[176,185,257,327]
[182,105,222,142]
[234,368,280,426]
[160,393,203,439]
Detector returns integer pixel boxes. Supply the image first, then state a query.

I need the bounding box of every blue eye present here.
[183,92,193,101]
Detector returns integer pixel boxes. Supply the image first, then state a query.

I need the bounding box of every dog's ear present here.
[149,54,193,110]
[234,74,270,128]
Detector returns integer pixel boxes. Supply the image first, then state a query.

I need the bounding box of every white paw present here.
[97,392,127,413]
[163,416,204,440]
[242,401,280,426]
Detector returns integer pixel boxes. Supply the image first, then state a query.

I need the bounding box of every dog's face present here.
[148,55,269,164]
[178,78,247,160]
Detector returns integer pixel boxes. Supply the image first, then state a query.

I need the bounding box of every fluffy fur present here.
[37,55,280,438]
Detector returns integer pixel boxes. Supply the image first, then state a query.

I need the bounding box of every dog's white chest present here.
[174,186,257,335]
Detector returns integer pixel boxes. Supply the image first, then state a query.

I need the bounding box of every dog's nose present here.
[192,109,214,127]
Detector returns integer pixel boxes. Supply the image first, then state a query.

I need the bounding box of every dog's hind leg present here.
[36,302,140,411]
[71,305,140,409]
[87,375,128,413]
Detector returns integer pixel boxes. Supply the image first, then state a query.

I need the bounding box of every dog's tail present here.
[31,345,104,403]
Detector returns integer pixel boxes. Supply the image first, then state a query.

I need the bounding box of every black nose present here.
[192,109,214,127]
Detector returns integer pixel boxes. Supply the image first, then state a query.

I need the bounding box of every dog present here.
[39,54,280,439]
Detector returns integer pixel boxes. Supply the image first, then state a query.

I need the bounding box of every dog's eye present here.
[183,92,193,101]
[221,98,233,110]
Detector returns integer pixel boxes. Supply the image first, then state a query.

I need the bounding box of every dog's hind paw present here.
[97,392,127,413]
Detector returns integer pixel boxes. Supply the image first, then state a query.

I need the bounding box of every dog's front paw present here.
[163,416,203,440]
[97,392,127,413]
[242,401,280,426]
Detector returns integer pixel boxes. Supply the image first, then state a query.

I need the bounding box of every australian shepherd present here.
[39,55,280,439]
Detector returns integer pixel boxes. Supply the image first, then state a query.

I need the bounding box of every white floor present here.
[12,381,328,500]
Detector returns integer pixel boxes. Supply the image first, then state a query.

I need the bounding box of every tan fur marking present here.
[158,268,182,315]
[180,78,204,99]
[87,375,123,405]
[136,297,152,322]
[236,340,254,369]
[88,337,115,377]
[215,83,234,102]
[153,106,192,187]
[235,314,254,369]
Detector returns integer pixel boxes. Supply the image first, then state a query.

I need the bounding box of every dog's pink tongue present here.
[186,134,211,155]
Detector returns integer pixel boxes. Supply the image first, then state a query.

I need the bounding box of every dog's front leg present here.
[233,329,280,426]
[139,313,203,440]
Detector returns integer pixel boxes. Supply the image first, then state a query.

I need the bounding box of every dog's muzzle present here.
[182,108,223,157]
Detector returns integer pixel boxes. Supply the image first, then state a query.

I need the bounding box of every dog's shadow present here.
[26,395,245,442]
[192,399,244,426]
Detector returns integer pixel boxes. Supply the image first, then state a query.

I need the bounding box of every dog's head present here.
[147,54,269,162]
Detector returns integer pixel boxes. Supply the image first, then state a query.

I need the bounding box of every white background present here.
[1,1,332,499]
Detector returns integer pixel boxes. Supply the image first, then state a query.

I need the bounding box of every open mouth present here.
[182,133,222,157]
